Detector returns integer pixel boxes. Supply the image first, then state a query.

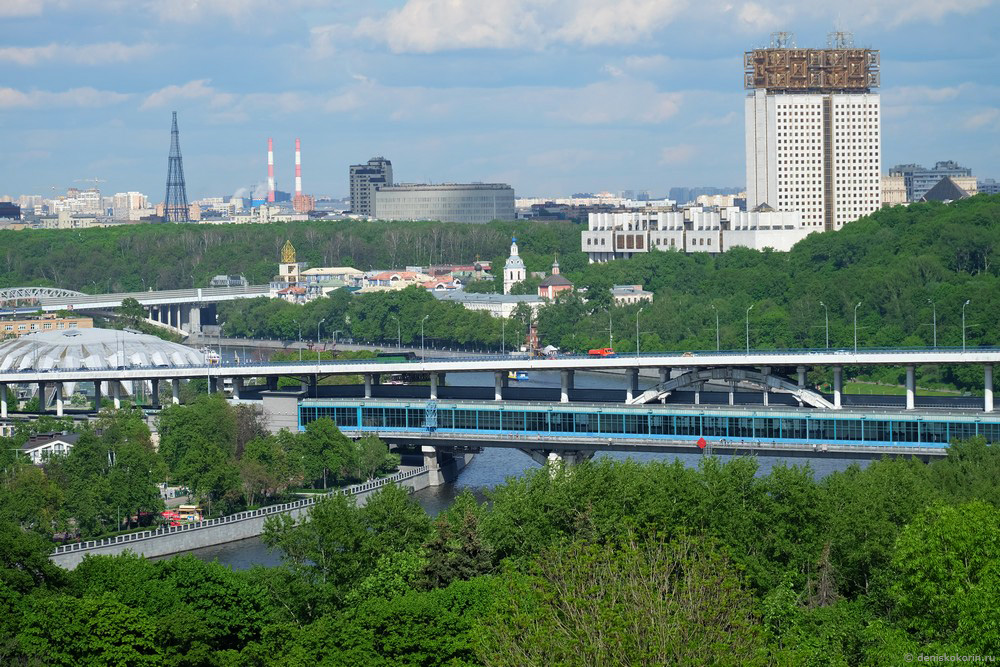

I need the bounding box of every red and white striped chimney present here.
[267,138,275,203]
[294,138,302,197]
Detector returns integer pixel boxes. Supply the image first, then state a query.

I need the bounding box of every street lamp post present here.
[420,315,429,361]
[389,315,401,350]
[819,301,829,350]
[745,304,754,354]
[963,299,971,351]
[928,299,937,348]
[710,304,719,351]
[853,302,862,353]
[635,307,644,358]
[317,318,326,362]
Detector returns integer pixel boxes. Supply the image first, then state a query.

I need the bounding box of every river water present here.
[182,365,875,569]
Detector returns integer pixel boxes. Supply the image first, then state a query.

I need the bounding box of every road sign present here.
[697,437,707,449]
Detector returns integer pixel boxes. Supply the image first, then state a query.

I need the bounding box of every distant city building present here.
[979,178,1000,195]
[374,183,515,223]
[889,161,974,202]
[745,32,882,230]
[112,192,150,220]
[582,205,812,261]
[668,187,743,205]
[611,285,654,305]
[1,314,93,339]
[881,174,907,207]
[269,240,321,303]
[503,237,527,294]
[349,157,393,217]
[695,193,746,208]
[300,267,364,289]
[0,202,21,220]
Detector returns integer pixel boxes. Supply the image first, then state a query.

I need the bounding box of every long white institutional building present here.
[583,206,810,262]
[744,34,881,230]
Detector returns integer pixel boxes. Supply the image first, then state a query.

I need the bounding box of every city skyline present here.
[2,0,999,200]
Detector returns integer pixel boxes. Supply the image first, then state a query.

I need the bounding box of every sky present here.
[1,0,999,201]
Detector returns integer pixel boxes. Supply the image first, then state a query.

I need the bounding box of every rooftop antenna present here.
[770,31,795,48]
[828,31,854,48]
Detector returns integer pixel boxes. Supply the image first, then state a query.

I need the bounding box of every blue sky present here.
[1,0,998,201]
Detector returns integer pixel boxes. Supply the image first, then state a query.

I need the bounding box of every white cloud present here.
[553,0,688,46]
[964,108,1000,131]
[0,86,130,109]
[659,144,697,164]
[140,79,234,111]
[0,0,45,17]
[0,41,156,66]
[727,0,998,31]
[352,0,687,53]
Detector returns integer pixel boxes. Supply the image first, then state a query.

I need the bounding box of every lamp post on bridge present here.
[819,301,829,350]
[390,315,401,350]
[292,319,302,361]
[745,304,754,354]
[635,307,643,359]
[420,315,429,361]
[710,304,719,352]
[317,318,325,362]
[928,299,937,348]
[853,302,862,354]
[962,299,971,351]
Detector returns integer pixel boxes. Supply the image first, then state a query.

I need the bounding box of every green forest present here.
[3,421,1000,665]
[0,218,583,292]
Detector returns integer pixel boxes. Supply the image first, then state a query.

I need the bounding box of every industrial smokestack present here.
[267,138,275,203]
[295,138,302,196]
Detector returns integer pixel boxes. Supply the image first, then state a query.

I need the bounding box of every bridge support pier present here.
[364,374,373,399]
[422,446,446,486]
[54,382,64,417]
[112,381,122,410]
[729,381,735,405]
[797,366,806,406]
[522,449,594,471]
[761,366,770,407]
[171,379,180,405]
[560,369,574,403]
[833,366,842,409]
[986,366,994,413]
[93,381,102,411]
[267,376,278,391]
[430,373,440,400]
[37,382,46,413]
[659,368,669,384]
[694,382,701,405]
[232,377,242,400]
[625,368,639,403]
[494,372,507,401]
[905,365,915,411]
[0,383,7,418]
[150,379,160,407]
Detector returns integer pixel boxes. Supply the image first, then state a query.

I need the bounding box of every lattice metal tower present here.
[163,111,189,222]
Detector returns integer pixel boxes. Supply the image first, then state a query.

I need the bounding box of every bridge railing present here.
[50,466,428,556]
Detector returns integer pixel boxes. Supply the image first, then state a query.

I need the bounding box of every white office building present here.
[744,34,882,230]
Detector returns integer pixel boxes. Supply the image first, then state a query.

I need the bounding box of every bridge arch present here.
[0,287,86,305]
[628,367,835,409]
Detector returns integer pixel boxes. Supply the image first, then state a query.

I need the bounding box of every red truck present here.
[588,348,616,357]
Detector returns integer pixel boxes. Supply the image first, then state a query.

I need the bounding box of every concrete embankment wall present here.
[50,465,440,570]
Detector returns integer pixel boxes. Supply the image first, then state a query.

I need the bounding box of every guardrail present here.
[51,466,428,556]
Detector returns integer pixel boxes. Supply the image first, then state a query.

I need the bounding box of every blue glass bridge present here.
[297,398,997,460]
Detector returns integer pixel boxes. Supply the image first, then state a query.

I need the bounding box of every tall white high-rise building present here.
[744,32,881,231]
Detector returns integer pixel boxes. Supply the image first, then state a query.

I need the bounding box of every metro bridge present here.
[294,397,987,464]
[0,285,269,334]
